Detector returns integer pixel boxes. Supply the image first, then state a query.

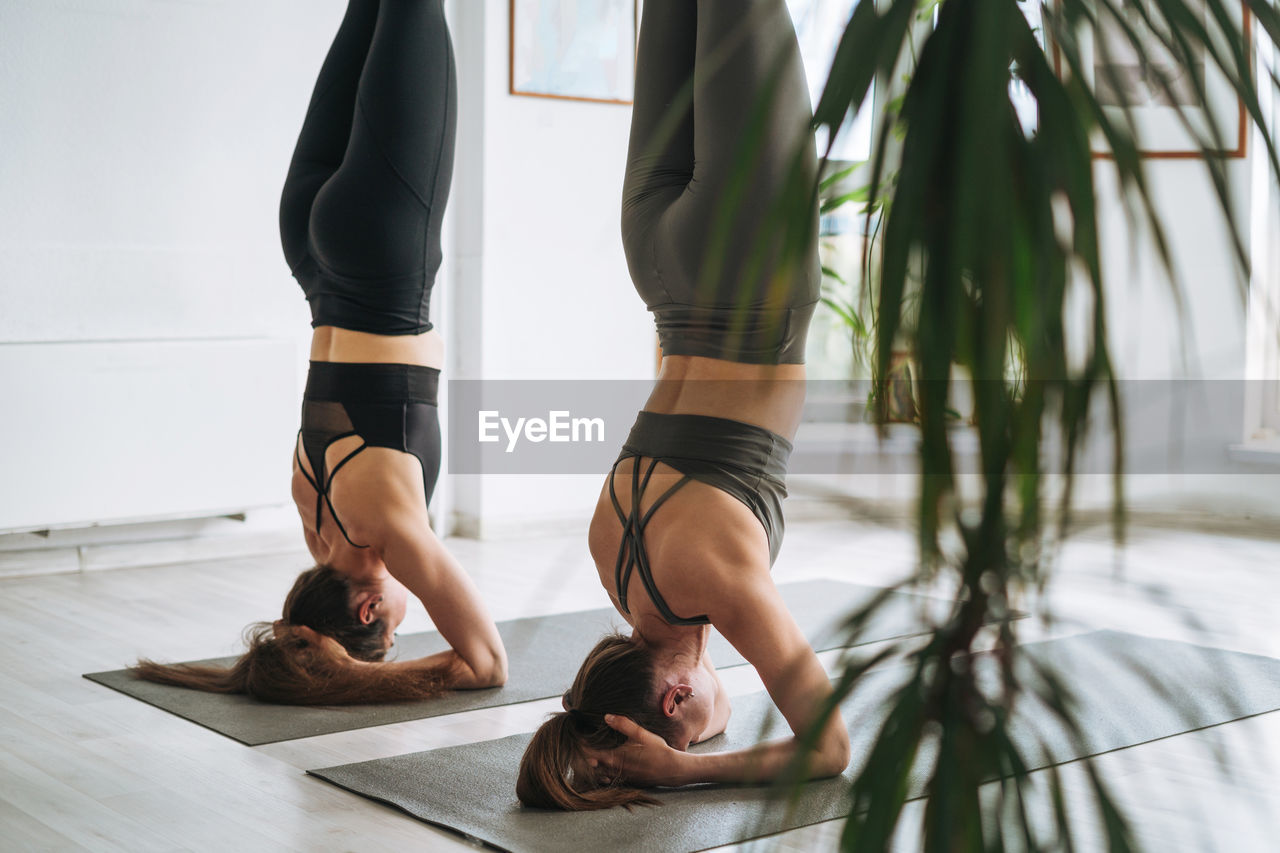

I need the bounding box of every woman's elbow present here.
[446,649,507,689]
[474,648,508,688]
[814,729,851,778]
[485,655,509,687]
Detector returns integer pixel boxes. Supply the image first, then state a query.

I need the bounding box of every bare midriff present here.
[309,326,444,369]
[645,354,807,440]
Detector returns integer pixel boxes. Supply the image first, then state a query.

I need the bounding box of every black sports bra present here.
[296,361,442,549]
[609,455,706,626]
[608,411,793,627]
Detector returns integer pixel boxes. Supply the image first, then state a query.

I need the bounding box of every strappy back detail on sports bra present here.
[296,432,371,549]
[607,411,794,629]
[608,455,708,626]
[297,361,442,551]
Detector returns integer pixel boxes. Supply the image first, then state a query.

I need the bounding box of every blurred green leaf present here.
[768,0,1279,849]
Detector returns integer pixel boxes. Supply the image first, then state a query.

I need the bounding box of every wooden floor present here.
[1,513,1277,852]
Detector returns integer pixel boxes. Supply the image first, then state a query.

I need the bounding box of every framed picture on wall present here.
[1052,0,1249,158]
[510,0,639,105]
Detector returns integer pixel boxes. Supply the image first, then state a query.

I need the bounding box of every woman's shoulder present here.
[642,501,771,618]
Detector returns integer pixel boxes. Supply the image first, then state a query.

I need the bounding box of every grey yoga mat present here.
[84,579,970,745]
[309,631,1280,853]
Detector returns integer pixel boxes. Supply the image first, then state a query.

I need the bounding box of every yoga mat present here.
[309,631,1280,853]
[84,579,971,745]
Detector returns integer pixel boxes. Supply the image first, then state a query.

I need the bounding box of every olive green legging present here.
[621,0,821,365]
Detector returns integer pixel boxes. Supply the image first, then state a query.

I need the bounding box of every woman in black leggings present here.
[135,0,507,704]
[517,0,850,809]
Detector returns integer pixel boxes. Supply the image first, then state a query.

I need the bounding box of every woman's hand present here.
[588,714,694,788]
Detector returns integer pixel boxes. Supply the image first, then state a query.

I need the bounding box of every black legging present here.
[282,0,453,540]
[621,0,821,365]
[280,0,456,336]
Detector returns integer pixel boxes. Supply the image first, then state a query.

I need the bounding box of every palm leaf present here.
[755,0,1278,848]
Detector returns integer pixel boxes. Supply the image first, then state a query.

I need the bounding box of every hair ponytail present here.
[132,623,451,705]
[517,711,660,810]
[516,633,680,811]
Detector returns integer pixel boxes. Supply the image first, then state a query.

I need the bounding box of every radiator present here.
[0,338,297,533]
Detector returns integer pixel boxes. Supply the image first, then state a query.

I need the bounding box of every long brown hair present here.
[516,633,680,811]
[131,565,446,705]
[132,622,447,705]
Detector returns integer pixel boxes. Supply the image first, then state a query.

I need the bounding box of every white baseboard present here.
[0,507,309,579]
[0,548,82,579]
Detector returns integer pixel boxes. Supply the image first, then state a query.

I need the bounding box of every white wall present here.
[1096,160,1253,381]
[444,0,654,537]
[0,1,347,535]
[0,0,336,344]
[1081,154,1280,512]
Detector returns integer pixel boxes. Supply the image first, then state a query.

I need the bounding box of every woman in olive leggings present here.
[517,0,849,809]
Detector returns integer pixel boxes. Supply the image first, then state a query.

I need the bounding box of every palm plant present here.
[787,0,1280,848]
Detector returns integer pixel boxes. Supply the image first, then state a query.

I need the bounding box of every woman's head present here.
[517,632,725,810]
[283,564,405,661]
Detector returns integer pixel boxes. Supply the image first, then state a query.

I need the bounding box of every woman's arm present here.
[368,644,503,690]
[597,568,850,787]
[334,447,508,689]
[377,518,508,689]
[705,572,852,777]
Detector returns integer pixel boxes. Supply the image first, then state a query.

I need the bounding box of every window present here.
[788,0,875,163]
[788,0,883,380]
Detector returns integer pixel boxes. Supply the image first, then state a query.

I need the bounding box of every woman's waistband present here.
[304,361,440,405]
[618,410,791,481]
